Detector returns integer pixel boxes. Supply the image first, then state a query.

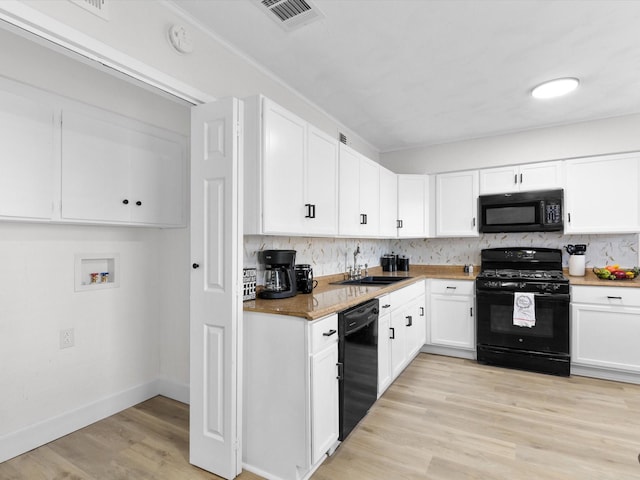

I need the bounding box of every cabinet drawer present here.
[430,279,474,296]
[309,314,338,354]
[390,280,425,306]
[572,286,640,307]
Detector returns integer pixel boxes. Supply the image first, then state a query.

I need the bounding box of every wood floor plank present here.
[2,354,640,480]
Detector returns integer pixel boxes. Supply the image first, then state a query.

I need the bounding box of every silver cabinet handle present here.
[419,306,425,316]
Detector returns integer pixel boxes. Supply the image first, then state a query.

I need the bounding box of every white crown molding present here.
[0,0,212,105]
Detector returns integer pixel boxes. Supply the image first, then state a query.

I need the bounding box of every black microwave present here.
[478,189,564,233]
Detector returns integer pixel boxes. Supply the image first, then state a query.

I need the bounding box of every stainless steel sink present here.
[330,276,413,286]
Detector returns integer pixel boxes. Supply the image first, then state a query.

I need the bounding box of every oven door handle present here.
[476,290,570,301]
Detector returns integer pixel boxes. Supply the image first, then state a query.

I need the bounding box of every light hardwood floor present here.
[2,354,640,479]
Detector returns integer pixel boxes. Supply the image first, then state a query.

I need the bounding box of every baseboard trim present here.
[0,377,189,463]
[156,376,190,404]
[571,364,640,385]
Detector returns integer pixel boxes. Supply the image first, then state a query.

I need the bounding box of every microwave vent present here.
[256,0,324,31]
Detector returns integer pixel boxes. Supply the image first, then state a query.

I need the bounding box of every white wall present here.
[380,113,640,174]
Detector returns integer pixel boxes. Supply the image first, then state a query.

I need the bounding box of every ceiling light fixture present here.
[531,77,580,99]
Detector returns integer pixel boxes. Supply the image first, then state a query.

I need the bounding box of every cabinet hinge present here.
[233,439,240,451]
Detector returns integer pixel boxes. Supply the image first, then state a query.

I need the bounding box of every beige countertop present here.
[564,268,640,287]
[244,264,640,321]
[243,265,477,320]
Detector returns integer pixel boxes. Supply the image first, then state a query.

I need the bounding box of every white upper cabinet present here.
[244,96,339,236]
[379,166,398,237]
[564,153,640,234]
[60,108,186,227]
[397,174,429,238]
[0,86,56,221]
[479,161,564,195]
[435,170,479,237]
[338,143,380,237]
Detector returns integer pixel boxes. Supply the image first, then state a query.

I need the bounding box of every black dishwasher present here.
[338,298,379,441]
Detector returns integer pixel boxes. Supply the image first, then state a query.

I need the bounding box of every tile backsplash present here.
[244,233,639,279]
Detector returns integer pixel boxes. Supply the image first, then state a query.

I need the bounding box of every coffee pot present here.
[258,250,297,299]
[295,264,318,294]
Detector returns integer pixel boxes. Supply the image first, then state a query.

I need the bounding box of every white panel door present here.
[190,98,242,479]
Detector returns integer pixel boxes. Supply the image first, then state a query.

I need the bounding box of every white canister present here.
[568,254,586,276]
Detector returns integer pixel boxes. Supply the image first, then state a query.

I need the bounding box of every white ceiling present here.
[172,0,640,153]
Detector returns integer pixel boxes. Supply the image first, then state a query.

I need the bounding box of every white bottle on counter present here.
[568,254,586,276]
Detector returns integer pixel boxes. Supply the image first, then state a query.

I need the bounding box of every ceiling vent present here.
[339,133,348,145]
[256,0,324,32]
[69,0,109,20]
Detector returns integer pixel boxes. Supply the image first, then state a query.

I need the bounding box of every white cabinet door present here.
[479,165,519,194]
[338,144,361,236]
[390,308,409,379]
[61,109,133,223]
[377,304,393,397]
[436,170,479,237]
[359,156,380,236]
[479,161,563,194]
[379,166,398,237]
[61,108,186,226]
[405,294,426,359]
[338,144,380,237]
[310,343,339,464]
[306,126,339,235]
[397,174,428,237]
[262,98,307,234]
[430,294,475,349]
[127,129,185,226]
[565,153,640,233]
[572,303,640,372]
[519,161,563,191]
[0,88,55,220]
[429,280,475,351]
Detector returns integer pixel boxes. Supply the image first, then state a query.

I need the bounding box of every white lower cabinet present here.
[378,280,426,397]
[243,312,339,480]
[425,279,475,359]
[571,286,640,383]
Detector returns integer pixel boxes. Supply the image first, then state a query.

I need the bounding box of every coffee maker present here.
[258,250,297,299]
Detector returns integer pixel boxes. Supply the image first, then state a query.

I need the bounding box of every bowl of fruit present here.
[592,265,639,280]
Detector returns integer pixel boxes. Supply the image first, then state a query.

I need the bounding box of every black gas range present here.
[475,248,570,376]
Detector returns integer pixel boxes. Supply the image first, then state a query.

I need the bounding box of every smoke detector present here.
[255,0,324,32]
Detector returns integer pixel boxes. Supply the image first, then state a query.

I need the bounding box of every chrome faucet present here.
[353,245,361,278]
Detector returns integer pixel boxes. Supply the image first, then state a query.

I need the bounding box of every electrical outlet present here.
[60,328,75,349]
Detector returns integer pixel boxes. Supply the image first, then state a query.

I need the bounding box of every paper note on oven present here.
[513,292,536,327]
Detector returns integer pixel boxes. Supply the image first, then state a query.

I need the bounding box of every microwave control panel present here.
[544,201,562,224]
